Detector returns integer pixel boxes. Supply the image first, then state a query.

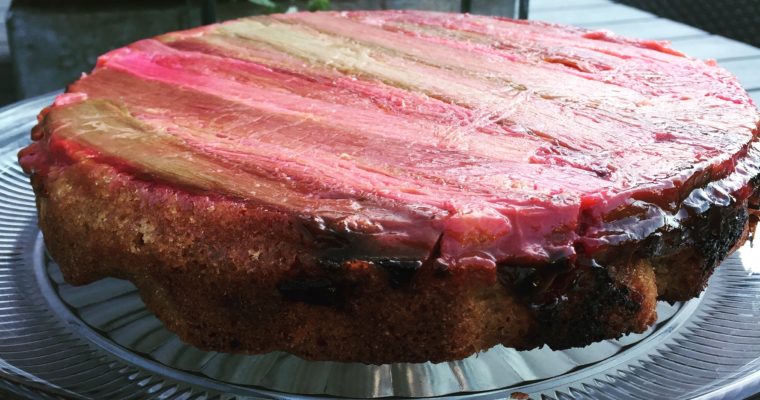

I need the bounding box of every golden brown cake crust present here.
[33,150,759,363]
[33,160,673,364]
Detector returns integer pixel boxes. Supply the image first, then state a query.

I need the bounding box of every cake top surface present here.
[23,11,760,265]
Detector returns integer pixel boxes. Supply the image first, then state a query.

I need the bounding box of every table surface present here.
[531,0,760,105]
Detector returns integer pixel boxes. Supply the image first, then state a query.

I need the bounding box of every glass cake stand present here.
[2,94,760,399]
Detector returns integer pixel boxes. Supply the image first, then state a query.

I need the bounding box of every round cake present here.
[18,11,760,364]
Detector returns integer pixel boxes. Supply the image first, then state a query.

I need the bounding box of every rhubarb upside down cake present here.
[18,11,760,364]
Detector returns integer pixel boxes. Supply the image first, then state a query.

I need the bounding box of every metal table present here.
[531,0,760,105]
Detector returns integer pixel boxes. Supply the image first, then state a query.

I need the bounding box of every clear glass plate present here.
[2,94,760,399]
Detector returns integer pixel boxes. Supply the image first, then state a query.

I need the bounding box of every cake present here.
[17,11,760,364]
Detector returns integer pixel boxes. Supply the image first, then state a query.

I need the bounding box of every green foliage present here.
[308,0,331,11]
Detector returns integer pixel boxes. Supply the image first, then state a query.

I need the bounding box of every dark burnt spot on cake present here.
[497,255,645,348]
[497,259,574,305]
[316,257,344,271]
[314,256,424,288]
[432,259,451,278]
[374,259,423,288]
[635,193,748,273]
[535,265,642,348]
[498,265,539,298]
[277,277,350,308]
[693,205,748,273]
[296,217,351,254]
[750,173,760,193]
[315,232,442,288]
[311,232,352,254]
[424,233,450,278]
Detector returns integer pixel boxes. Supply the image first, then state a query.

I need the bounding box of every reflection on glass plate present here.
[44,253,687,398]
[2,95,760,399]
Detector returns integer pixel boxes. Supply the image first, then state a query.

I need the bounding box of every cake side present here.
[35,160,661,364]
[29,147,758,363]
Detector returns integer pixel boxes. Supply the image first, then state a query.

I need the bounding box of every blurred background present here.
[0,0,759,107]
[0,0,526,106]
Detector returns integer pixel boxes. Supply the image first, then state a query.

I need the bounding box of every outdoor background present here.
[0,0,759,107]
